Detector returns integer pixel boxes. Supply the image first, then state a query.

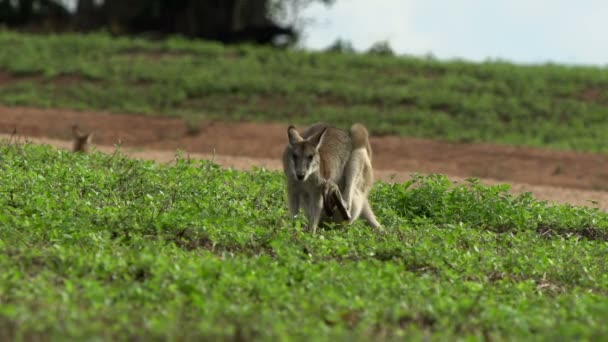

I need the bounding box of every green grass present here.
[1,31,608,152]
[1,142,608,340]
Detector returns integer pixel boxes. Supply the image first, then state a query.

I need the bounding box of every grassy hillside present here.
[1,31,608,152]
[1,142,608,340]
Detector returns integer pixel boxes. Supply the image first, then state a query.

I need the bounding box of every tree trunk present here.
[75,0,103,31]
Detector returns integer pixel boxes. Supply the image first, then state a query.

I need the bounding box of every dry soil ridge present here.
[1,105,607,210]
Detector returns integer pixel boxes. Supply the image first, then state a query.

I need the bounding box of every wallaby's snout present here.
[292,149,314,181]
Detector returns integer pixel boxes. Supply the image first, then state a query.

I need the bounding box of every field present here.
[2,31,608,340]
[1,142,608,340]
[1,31,608,152]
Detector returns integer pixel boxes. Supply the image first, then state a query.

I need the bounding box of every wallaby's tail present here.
[350,123,368,149]
[350,123,372,161]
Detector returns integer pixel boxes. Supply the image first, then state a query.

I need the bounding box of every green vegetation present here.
[1,142,608,340]
[1,31,608,152]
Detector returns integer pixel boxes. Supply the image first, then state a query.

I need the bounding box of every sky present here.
[300,0,608,66]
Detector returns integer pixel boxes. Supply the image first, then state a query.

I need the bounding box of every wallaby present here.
[282,122,380,233]
[71,125,93,153]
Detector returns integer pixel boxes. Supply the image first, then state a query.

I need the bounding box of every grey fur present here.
[282,122,380,233]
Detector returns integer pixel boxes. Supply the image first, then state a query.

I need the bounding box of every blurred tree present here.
[325,38,355,54]
[0,0,335,46]
[367,40,395,56]
[0,0,70,28]
[269,0,334,30]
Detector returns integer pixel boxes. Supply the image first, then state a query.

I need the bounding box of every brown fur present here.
[71,125,93,153]
[350,123,372,161]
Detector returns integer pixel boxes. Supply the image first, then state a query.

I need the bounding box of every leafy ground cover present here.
[1,31,608,152]
[1,142,608,340]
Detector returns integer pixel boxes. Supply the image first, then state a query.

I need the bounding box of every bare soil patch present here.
[2,105,608,210]
[0,70,99,86]
[0,71,41,84]
[579,86,605,104]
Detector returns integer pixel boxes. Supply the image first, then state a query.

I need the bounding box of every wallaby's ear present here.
[308,127,327,150]
[287,126,303,146]
[86,133,94,144]
[72,124,80,138]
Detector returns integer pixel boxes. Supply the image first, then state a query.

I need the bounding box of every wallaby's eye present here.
[307,155,313,161]
[292,153,297,160]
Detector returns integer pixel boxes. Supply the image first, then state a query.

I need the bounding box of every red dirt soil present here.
[2,105,608,210]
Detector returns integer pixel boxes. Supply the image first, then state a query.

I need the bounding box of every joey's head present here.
[286,125,327,181]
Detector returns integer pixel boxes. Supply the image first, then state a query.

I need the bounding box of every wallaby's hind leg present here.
[348,194,364,225]
[342,149,367,211]
[360,199,381,228]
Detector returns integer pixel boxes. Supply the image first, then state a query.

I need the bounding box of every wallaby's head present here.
[72,125,93,153]
[286,125,327,181]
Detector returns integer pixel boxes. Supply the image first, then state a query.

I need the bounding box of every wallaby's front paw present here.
[322,181,336,217]
[323,181,351,221]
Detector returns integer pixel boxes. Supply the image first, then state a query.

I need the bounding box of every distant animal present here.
[71,125,93,153]
[282,122,380,233]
